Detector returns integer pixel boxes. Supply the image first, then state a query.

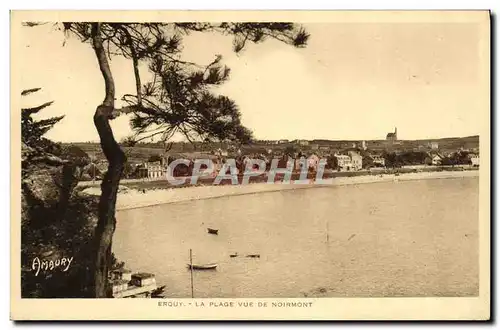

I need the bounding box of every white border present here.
[4,0,498,328]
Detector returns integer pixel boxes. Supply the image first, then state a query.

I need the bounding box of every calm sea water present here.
[114,177,479,298]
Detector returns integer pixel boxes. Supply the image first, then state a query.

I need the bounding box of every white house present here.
[372,155,386,167]
[348,151,363,171]
[470,154,480,167]
[431,154,443,165]
[334,154,352,171]
[146,161,166,179]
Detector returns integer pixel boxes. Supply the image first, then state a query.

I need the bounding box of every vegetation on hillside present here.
[21,89,98,297]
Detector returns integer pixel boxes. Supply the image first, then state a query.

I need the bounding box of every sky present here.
[17,21,485,142]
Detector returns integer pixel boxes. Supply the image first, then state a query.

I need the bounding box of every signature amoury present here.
[32,257,74,276]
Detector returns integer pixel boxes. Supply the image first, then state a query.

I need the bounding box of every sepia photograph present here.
[10,10,490,320]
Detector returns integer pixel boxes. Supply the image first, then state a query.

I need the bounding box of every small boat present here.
[187,263,218,270]
[151,285,166,298]
[229,253,238,258]
[246,254,260,258]
[207,228,219,235]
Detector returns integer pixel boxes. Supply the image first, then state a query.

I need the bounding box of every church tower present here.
[386,127,398,142]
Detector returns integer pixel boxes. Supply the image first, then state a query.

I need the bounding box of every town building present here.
[296,140,310,146]
[371,154,386,167]
[110,269,132,281]
[431,154,443,165]
[146,160,167,179]
[386,127,398,142]
[334,154,352,171]
[134,164,148,179]
[131,273,157,287]
[278,139,289,144]
[429,142,439,150]
[348,151,363,171]
[470,154,480,167]
[110,269,158,298]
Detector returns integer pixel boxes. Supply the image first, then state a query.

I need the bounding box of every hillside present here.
[63,135,479,164]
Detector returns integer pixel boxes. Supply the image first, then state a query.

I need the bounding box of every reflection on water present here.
[114,177,479,298]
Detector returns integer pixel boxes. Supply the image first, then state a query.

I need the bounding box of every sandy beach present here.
[80,170,479,211]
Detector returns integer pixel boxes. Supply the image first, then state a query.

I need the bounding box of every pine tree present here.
[21,88,65,173]
[27,21,310,297]
[21,88,64,149]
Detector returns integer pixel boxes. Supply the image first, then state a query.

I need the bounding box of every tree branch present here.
[111,105,139,118]
[133,130,166,143]
[119,26,143,106]
[92,23,115,108]
[21,87,41,96]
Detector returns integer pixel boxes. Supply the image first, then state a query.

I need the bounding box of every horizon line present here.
[54,134,480,144]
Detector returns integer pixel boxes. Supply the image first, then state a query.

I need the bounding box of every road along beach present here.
[80,169,479,211]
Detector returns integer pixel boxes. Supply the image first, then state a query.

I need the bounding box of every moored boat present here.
[207,228,219,235]
[187,263,218,270]
[246,254,260,258]
[151,285,167,298]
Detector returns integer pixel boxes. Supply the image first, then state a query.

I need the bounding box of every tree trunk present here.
[90,23,126,298]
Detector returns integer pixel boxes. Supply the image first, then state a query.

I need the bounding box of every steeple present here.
[394,127,398,140]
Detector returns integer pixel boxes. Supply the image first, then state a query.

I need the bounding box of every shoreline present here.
[81,170,479,212]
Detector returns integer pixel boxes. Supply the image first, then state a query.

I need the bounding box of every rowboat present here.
[187,263,218,270]
[151,285,166,298]
[207,228,219,235]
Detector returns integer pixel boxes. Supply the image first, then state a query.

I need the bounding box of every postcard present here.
[10,10,490,320]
